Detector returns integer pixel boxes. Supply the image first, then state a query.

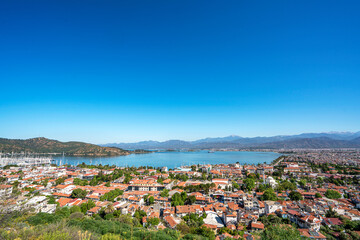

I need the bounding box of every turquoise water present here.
[54,151,280,169]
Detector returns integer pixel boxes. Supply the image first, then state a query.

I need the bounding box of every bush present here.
[71,188,88,198]
[27,212,61,225]
[325,189,342,199]
[70,205,81,214]
[69,212,85,220]
[261,224,301,240]
[315,193,322,198]
[289,191,303,201]
[262,188,277,201]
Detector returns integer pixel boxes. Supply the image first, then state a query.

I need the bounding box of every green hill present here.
[0,137,130,157]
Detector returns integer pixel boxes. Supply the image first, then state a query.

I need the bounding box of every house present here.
[175,205,203,217]
[244,200,253,210]
[298,215,321,232]
[222,211,237,225]
[264,201,282,215]
[298,229,326,240]
[250,221,264,231]
[55,184,75,195]
[57,197,72,207]
[164,215,180,229]
[212,179,229,190]
[24,196,48,212]
[322,218,343,227]
[87,206,101,215]
[0,184,13,197]
[265,176,278,188]
[128,179,165,191]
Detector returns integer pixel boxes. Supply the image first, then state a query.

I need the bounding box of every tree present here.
[171,192,188,206]
[262,188,277,201]
[41,179,49,187]
[185,195,196,205]
[104,203,115,214]
[80,199,96,214]
[47,195,57,204]
[325,189,342,199]
[70,188,87,198]
[148,196,155,205]
[134,209,147,223]
[315,193,322,198]
[244,178,255,192]
[70,205,81,214]
[277,181,296,191]
[299,179,306,188]
[289,191,303,201]
[232,182,240,190]
[55,177,66,185]
[147,217,160,227]
[176,222,191,234]
[326,206,339,218]
[100,188,123,202]
[160,189,169,197]
[261,224,302,240]
[193,226,215,240]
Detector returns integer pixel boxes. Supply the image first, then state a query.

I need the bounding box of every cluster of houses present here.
[1,156,360,239]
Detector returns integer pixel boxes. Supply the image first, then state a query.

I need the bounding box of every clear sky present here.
[1,0,360,143]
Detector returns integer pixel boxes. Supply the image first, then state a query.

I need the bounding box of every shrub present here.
[289,191,303,201]
[325,189,342,199]
[27,212,61,225]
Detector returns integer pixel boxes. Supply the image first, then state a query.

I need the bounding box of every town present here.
[1,150,360,240]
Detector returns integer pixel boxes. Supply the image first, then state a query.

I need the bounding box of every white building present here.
[264,201,282,215]
[0,185,13,197]
[266,176,278,188]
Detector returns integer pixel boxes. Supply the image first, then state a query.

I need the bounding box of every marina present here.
[0,154,54,167]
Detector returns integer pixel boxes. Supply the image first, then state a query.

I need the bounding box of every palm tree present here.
[104,203,115,214]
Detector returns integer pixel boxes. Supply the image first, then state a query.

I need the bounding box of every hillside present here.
[0,137,131,157]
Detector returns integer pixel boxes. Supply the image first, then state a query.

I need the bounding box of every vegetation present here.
[99,189,123,202]
[0,206,218,240]
[243,177,255,191]
[289,191,303,201]
[74,178,89,186]
[325,189,342,199]
[171,192,197,207]
[261,224,301,240]
[276,181,296,192]
[160,189,170,197]
[262,188,278,201]
[71,188,88,198]
[183,183,216,194]
[0,137,130,156]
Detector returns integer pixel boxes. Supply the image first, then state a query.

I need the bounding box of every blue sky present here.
[1,0,360,143]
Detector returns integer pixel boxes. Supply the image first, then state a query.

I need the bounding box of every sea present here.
[54,151,281,169]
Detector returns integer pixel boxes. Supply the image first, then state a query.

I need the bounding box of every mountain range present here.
[103,132,360,150]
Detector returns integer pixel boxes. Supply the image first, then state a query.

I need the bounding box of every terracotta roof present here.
[164,215,178,228]
[57,197,72,207]
[299,229,326,239]
[251,222,264,230]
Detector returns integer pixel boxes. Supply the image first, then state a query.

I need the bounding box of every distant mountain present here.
[0,137,131,156]
[193,135,243,143]
[104,131,360,150]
